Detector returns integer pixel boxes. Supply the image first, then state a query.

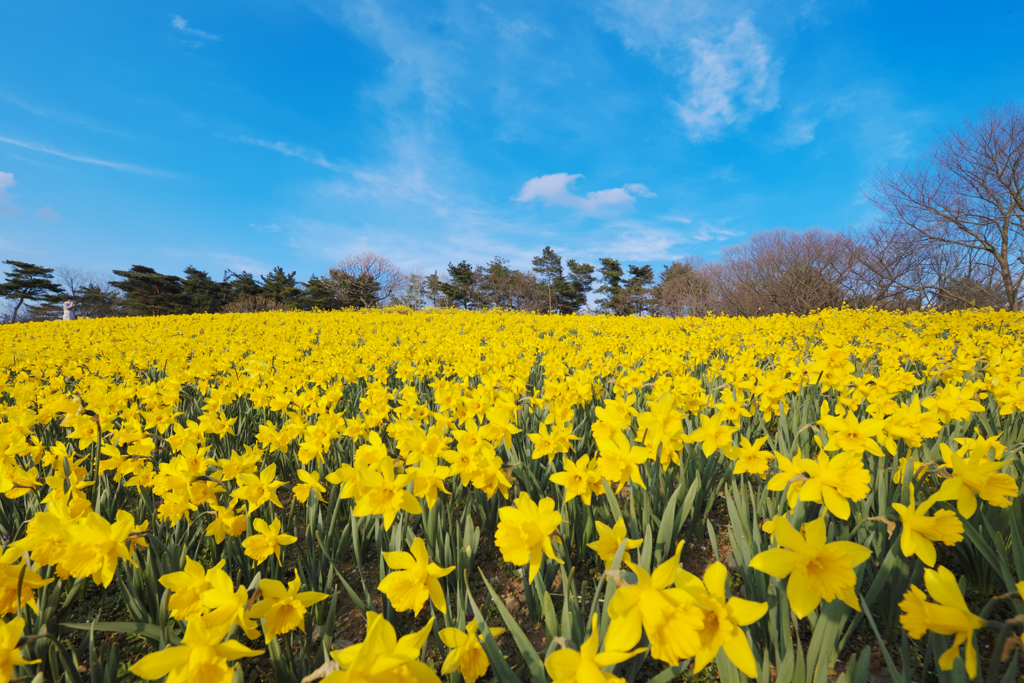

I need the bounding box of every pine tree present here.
[299,275,341,311]
[111,266,186,316]
[558,259,595,314]
[532,246,563,312]
[595,258,625,314]
[182,266,233,313]
[0,260,64,322]
[261,267,302,306]
[439,261,477,309]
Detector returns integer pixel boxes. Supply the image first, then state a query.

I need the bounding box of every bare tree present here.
[654,257,716,317]
[714,228,860,316]
[395,269,428,309]
[866,102,1024,310]
[327,252,405,308]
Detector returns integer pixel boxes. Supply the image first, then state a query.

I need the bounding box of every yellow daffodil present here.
[935,442,1018,518]
[544,614,645,683]
[750,515,870,618]
[439,618,505,683]
[587,518,643,569]
[594,432,649,493]
[325,612,439,683]
[231,462,284,512]
[676,562,768,677]
[550,453,603,505]
[797,450,870,520]
[59,510,137,588]
[686,412,737,457]
[0,559,51,616]
[130,619,263,683]
[899,566,987,677]
[241,517,296,566]
[722,436,771,478]
[605,541,703,665]
[494,492,564,583]
[248,573,328,639]
[293,469,326,503]
[160,557,225,620]
[205,503,247,544]
[892,487,963,566]
[0,617,40,680]
[816,407,885,457]
[378,537,454,615]
[352,459,421,531]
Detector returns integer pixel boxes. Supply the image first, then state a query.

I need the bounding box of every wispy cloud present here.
[163,247,268,275]
[311,0,455,112]
[0,171,21,216]
[36,206,60,223]
[595,218,740,261]
[0,90,122,135]
[237,136,343,172]
[597,2,780,140]
[171,15,220,43]
[0,136,172,176]
[250,223,281,233]
[515,173,655,215]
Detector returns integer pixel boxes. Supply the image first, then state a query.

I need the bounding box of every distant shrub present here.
[221,296,286,313]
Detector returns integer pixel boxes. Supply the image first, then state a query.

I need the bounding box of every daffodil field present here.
[0,308,1022,683]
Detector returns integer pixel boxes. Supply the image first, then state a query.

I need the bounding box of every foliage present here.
[0,260,63,322]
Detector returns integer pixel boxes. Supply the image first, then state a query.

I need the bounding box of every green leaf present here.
[466,591,526,683]
[653,480,683,566]
[476,568,548,683]
[62,621,166,643]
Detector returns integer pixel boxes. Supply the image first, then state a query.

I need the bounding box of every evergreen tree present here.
[532,246,563,312]
[111,266,186,316]
[226,271,264,301]
[439,261,477,309]
[0,260,64,322]
[557,259,595,314]
[299,275,341,310]
[78,283,123,318]
[624,264,655,315]
[261,267,302,306]
[595,258,625,314]
[182,266,233,313]
[425,272,448,307]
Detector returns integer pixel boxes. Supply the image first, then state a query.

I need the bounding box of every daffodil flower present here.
[587,518,643,570]
[378,537,454,615]
[439,618,505,683]
[248,573,328,639]
[130,619,263,683]
[899,566,987,677]
[494,492,564,583]
[676,562,768,677]
[544,614,646,683]
[892,487,963,567]
[750,515,870,618]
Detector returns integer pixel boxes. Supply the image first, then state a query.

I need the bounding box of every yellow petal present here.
[750,548,797,579]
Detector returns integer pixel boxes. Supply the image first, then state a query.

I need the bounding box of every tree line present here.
[3,102,1022,321]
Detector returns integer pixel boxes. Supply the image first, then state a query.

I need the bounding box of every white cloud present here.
[515,173,655,215]
[171,15,220,43]
[0,136,172,176]
[237,136,343,172]
[598,2,780,140]
[0,172,21,216]
[36,206,60,222]
[251,223,281,233]
[677,18,778,138]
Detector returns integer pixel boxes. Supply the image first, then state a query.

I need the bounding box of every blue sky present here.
[1,0,1022,282]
